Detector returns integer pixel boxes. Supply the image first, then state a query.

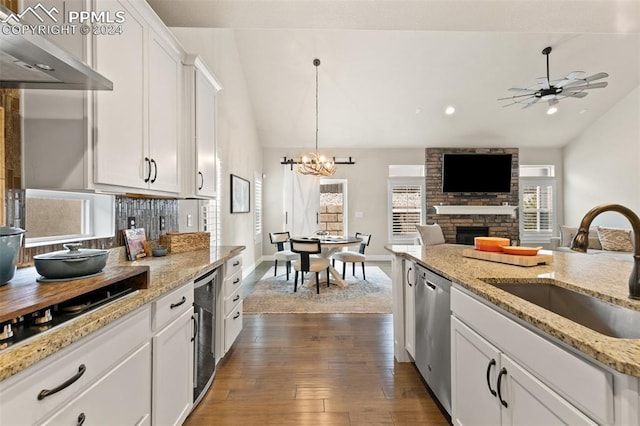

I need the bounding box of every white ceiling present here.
[147,0,640,149]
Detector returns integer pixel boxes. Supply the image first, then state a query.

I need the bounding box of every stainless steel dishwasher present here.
[415,264,452,416]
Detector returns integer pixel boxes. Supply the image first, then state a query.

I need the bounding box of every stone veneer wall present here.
[425,148,520,244]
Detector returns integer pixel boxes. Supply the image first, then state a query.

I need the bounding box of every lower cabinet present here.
[452,317,596,426]
[42,343,152,426]
[450,285,621,426]
[152,282,195,426]
[222,255,244,354]
[0,306,152,425]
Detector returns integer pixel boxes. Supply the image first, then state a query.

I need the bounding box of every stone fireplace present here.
[425,148,520,244]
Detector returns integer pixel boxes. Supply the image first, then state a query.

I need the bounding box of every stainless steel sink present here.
[487,282,640,339]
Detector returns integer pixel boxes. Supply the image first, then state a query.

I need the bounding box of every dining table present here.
[294,235,362,288]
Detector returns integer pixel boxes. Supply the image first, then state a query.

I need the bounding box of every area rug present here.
[243,266,392,314]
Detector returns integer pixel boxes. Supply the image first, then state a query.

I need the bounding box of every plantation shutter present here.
[390,183,423,241]
[521,178,554,238]
[254,174,263,242]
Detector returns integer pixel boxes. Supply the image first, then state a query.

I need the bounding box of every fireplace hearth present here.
[456,226,489,245]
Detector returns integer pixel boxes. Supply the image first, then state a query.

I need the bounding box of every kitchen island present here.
[0,245,244,382]
[387,243,640,425]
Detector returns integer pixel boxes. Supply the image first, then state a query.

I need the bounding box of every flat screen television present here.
[442,153,512,193]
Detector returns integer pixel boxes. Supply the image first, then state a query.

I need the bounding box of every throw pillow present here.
[416,224,445,246]
[559,225,602,250]
[596,227,634,252]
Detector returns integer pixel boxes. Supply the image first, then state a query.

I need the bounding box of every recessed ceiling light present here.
[415,107,422,114]
[445,106,455,115]
[547,106,558,115]
[579,109,588,114]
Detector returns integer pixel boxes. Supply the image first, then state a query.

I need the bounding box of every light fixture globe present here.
[297,58,336,177]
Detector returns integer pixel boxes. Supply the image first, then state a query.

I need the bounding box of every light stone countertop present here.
[0,245,245,382]
[385,244,640,378]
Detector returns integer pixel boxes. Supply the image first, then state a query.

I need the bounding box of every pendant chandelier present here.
[297,58,336,177]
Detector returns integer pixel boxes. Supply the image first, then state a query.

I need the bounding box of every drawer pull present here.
[497,367,508,408]
[191,314,199,343]
[233,278,240,285]
[37,364,86,400]
[170,296,187,309]
[77,413,86,426]
[233,261,240,267]
[232,294,240,302]
[486,359,497,396]
[233,312,240,320]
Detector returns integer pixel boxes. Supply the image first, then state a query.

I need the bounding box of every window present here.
[388,179,424,243]
[519,166,556,244]
[24,190,115,248]
[254,172,263,243]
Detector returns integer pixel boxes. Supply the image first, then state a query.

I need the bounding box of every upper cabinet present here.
[182,55,223,199]
[23,0,184,196]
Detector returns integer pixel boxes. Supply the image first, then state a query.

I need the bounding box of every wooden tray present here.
[462,248,553,267]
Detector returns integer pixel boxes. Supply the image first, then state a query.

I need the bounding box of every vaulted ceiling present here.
[148,0,640,149]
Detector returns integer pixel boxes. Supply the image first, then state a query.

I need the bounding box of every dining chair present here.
[331,232,371,280]
[269,231,298,280]
[289,238,330,294]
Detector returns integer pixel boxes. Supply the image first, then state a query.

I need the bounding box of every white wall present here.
[563,86,640,228]
[519,147,564,235]
[263,147,424,257]
[170,28,263,270]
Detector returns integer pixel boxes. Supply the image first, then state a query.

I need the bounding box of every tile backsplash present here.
[5,189,179,266]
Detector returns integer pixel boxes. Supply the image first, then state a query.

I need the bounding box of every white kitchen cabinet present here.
[451,286,616,426]
[222,254,243,354]
[0,306,152,425]
[42,343,152,426]
[146,27,182,193]
[94,0,182,194]
[451,317,595,426]
[93,0,146,190]
[403,259,416,359]
[23,0,184,196]
[182,55,223,198]
[151,282,194,426]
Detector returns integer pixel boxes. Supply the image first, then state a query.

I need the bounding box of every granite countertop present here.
[386,244,640,378]
[0,245,245,382]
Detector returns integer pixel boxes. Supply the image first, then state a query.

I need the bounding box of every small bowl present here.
[152,246,167,257]
[474,237,510,252]
[501,246,542,256]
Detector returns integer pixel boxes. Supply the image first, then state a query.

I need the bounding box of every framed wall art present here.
[230,174,250,213]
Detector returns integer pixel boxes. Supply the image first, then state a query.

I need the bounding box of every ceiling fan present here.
[499,46,609,109]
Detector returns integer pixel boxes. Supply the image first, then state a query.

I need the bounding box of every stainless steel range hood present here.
[0,5,113,91]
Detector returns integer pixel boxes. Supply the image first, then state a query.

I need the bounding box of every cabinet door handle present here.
[191,314,199,342]
[77,413,86,426]
[150,158,158,183]
[37,364,86,400]
[233,261,240,267]
[406,266,413,287]
[232,294,240,302]
[233,312,240,320]
[198,171,204,190]
[144,157,152,183]
[497,367,508,408]
[170,296,187,309]
[486,359,497,396]
[233,278,240,285]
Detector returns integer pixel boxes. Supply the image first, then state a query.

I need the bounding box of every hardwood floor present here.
[184,261,449,425]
